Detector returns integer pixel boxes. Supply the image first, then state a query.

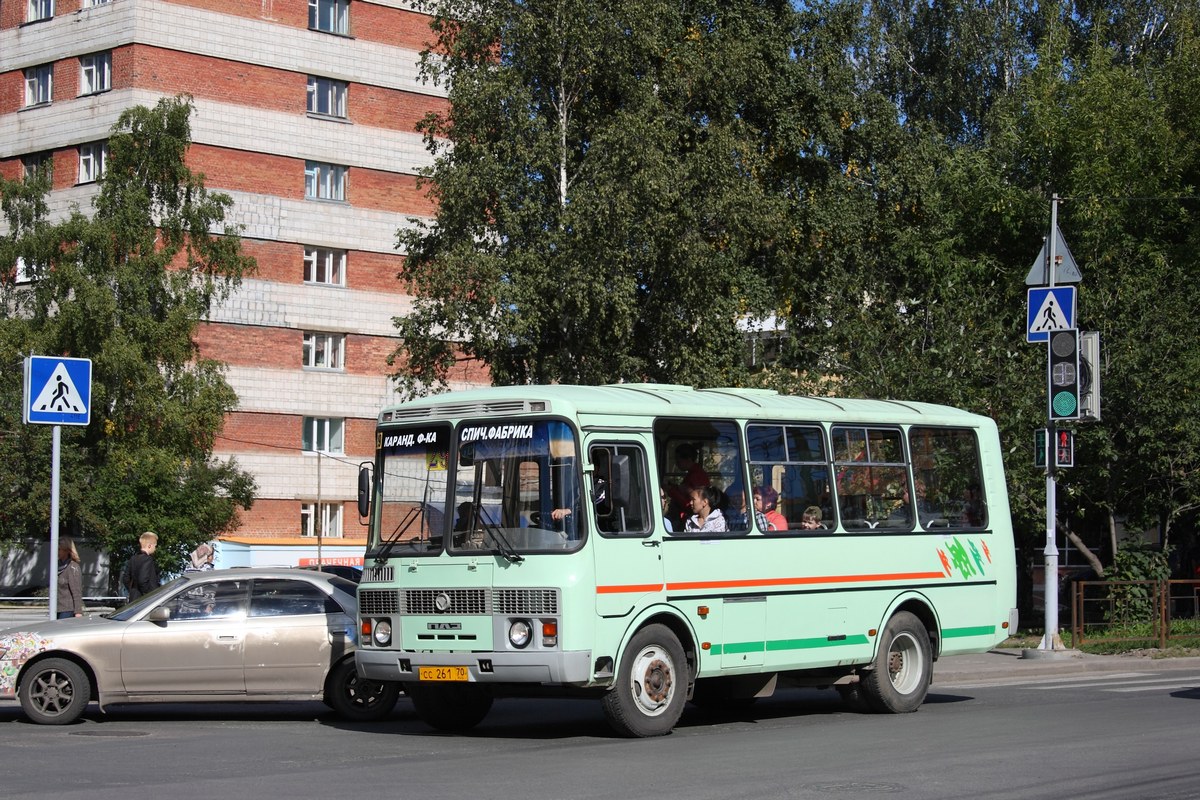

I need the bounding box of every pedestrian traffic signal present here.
[1047,329,1080,421]
[1055,429,1074,468]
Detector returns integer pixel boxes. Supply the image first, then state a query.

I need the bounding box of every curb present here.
[933,648,1200,685]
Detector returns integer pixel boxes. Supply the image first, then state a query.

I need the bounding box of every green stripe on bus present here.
[942,625,996,638]
[710,635,872,656]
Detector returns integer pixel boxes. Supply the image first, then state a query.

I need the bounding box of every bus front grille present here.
[359,589,400,615]
[361,565,393,583]
[403,588,488,614]
[494,588,559,615]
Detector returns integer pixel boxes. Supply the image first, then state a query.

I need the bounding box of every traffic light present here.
[1055,429,1074,468]
[1047,329,1080,421]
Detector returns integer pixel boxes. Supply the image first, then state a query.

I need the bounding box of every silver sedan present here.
[0,567,398,724]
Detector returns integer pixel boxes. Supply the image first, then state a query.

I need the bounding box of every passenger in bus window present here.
[725,485,762,532]
[685,485,727,532]
[801,506,824,530]
[660,489,674,532]
[963,483,985,527]
[666,444,711,523]
[753,486,787,531]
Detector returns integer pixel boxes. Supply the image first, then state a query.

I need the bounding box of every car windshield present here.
[107,577,188,621]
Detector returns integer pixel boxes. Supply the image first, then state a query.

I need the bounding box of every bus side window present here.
[655,419,746,535]
[590,444,652,535]
[747,423,832,532]
[908,427,987,530]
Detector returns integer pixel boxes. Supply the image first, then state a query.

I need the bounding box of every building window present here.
[22,152,52,181]
[304,161,347,201]
[308,0,348,34]
[27,0,53,22]
[300,502,343,538]
[302,417,345,454]
[302,331,344,369]
[78,142,108,184]
[303,247,346,286]
[80,52,112,95]
[24,65,52,107]
[307,76,348,118]
[81,0,112,7]
[14,257,42,284]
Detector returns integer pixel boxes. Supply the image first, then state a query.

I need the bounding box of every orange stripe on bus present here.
[596,583,666,594]
[596,572,946,594]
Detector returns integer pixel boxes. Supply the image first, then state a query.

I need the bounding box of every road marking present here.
[1105,681,1200,693]
[1034,675,1200,691]
[936,672,1149,689]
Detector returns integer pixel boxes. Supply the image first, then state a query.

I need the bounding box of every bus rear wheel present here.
[406,683,493,732]
[861,611,931,713]
[602,624,687,737]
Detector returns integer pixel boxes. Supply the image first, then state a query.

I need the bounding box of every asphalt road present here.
[3,657,1198,800]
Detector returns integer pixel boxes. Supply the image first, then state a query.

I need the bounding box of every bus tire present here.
[406,683,493,732]
[19,657,90,725]
[324,658,400,722]
[861,611,931,714]
[602,624,687,737]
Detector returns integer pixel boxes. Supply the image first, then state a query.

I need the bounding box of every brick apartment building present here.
[1,0,483,568]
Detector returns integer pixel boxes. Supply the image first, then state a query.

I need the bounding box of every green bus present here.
[354,384,1017,737]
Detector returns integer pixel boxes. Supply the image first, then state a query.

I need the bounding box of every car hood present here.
[0,614,120,645]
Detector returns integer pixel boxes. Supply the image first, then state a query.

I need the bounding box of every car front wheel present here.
[19,657,91,725]
[325,658,400,722]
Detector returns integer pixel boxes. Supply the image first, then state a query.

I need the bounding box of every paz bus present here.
[353,384,1017,737]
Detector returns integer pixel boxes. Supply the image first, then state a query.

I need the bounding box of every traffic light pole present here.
[1040,195,1063,650]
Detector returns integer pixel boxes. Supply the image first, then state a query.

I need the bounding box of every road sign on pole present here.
[23,356,92,426]
[1025,225,1083,285]
[1027,286,1076,343]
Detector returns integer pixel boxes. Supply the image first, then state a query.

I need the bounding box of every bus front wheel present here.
[602,624,688,737]
[861,611,931,713]
[406,682,493,732]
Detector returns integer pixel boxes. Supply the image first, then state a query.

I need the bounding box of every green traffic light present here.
[1052,391,1077,417]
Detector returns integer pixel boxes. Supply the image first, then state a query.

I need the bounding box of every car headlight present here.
[508,619,532,649]
[372,620,392,647]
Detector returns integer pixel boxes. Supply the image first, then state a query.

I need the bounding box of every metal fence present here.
[1071,579,1200,648]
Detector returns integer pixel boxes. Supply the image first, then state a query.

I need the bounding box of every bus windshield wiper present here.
[481,521,524,564]
[373,507,420,564]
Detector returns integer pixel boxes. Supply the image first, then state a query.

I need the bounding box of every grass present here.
[1000,624,1200,657]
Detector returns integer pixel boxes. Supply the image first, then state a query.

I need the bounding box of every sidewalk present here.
[934,647,1200,685]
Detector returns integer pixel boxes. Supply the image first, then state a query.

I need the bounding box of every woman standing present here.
[56,538,84,619]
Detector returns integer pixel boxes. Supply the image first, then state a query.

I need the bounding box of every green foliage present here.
[394,0,1200,592]
[1108,541,1173,625]
[0,96,256,579]
[395,0,797,393]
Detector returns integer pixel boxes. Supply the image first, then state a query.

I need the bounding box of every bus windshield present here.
[450,419,582,553]
[368,418,583,557]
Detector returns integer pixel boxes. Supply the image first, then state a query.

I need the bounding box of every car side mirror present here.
[147,606,170,624]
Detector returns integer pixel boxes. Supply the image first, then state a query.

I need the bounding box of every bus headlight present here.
[372,620,392,647]
[508,619,532,649]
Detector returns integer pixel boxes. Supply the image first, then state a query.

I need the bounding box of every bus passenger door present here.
[590,441,664,618]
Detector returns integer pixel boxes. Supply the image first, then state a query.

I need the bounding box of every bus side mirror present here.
[357,463,372,519]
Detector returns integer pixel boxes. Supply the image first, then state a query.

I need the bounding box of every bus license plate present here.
[419,666,469,682]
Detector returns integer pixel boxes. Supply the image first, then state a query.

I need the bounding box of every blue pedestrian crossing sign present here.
[1027,286,1076,343]
[23,356,92,426]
